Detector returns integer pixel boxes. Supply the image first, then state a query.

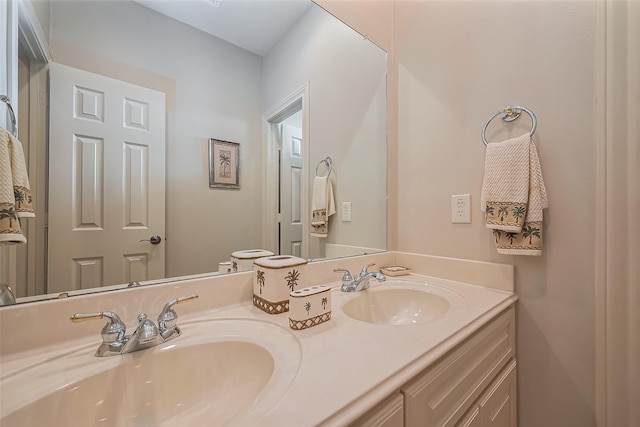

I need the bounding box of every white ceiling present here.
[134,0,313,56]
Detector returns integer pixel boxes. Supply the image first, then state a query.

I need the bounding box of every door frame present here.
[595,1,640,425]
[0,0,19,288]
[0,0,50,293]
[19,0,50,297]
[262,83,310,259]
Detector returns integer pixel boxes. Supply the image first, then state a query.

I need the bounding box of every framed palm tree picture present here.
[208,139,240,189]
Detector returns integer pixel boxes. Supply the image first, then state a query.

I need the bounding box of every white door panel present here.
[280,124,303,256]
[48,63,165,293]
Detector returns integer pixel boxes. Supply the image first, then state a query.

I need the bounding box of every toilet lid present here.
[230,249,275,260]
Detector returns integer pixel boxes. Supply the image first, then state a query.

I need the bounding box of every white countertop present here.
[0,272,517,426]
[242,274,516,426]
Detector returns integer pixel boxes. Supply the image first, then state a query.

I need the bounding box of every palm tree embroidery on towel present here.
[485,202,528,230]
[494,222,543,252]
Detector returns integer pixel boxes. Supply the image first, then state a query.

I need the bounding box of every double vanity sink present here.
[0,261,516,427]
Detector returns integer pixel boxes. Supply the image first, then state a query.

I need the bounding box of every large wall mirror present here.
[8,0,387,304]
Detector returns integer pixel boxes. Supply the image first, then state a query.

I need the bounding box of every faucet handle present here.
[333,267,354,282]
[360,263,376,277]
[157,293,198,339]
[70,311,126,346]
[134,313,159,344]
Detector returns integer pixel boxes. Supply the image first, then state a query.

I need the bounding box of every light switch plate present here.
[451,194,471,223]
[342,201,352,222]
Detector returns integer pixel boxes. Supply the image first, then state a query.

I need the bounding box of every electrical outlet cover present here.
[451,194,471,223]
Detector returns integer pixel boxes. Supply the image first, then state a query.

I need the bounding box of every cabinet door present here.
[457,406,482,427]
[479,360,517,427]
[456,360,517,427]
[350,393,404,427]
[402,307,515,426]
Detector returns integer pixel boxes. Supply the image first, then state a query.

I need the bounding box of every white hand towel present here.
[481,133,548,255]
[310,176,335,238]
[481,133,531,232]
[0,127,34,245]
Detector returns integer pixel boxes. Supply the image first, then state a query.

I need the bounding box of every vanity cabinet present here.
[402,306,516,426]
[350,393,404,427]
[350,306,516,427]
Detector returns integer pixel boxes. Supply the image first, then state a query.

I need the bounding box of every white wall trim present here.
[262,83,310,258]
[594,1,607,425]
[17,0,51,64]
[626,1,639,422]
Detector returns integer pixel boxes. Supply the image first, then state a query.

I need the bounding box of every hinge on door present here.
[276,213,282,223]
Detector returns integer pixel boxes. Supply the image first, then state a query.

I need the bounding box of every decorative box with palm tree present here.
[289,285,331,330]
[253,255,308,314]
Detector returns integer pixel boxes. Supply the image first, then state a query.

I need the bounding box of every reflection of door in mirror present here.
[279,116,303,257]
[47,63,166,293]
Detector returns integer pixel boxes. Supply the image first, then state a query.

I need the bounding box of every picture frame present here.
[208,139,240,189]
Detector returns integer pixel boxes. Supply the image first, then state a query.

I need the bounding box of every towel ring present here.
[0,95,18,137]
[315,156,332,177]
[481,104,537,146]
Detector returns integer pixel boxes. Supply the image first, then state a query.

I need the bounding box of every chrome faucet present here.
[121,313,162,354]
[70,293,198,357]
[0,284,16,306]
[334,263,386,292]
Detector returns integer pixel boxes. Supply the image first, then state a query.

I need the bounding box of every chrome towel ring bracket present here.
[481,104,537,146]
[0,95,18,137]
[315,156,332,177]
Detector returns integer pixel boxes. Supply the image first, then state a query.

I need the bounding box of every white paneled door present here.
[279,124,303,257]
[48,63,166,293]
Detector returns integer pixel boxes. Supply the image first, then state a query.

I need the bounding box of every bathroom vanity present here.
[0,252,517,426]
[350,307,516,426]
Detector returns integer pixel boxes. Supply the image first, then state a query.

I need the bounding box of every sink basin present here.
[340,281,466,325]
[0,318,301,426]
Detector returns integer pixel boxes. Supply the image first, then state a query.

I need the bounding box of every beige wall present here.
[393,1,597,425]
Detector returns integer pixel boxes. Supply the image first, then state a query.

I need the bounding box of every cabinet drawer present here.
[402,307,515,426]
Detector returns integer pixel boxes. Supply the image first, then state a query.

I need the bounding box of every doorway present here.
[263,84,309,259]
[279,112,303,257]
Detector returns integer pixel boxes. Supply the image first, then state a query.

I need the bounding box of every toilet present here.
[230,249,275,272]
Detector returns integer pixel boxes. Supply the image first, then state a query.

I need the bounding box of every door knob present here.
[140,235,162,245]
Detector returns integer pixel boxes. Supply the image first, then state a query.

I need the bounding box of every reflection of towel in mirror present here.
[481,133,547,255]
[0,127,35,245]
[310,176,335,238]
